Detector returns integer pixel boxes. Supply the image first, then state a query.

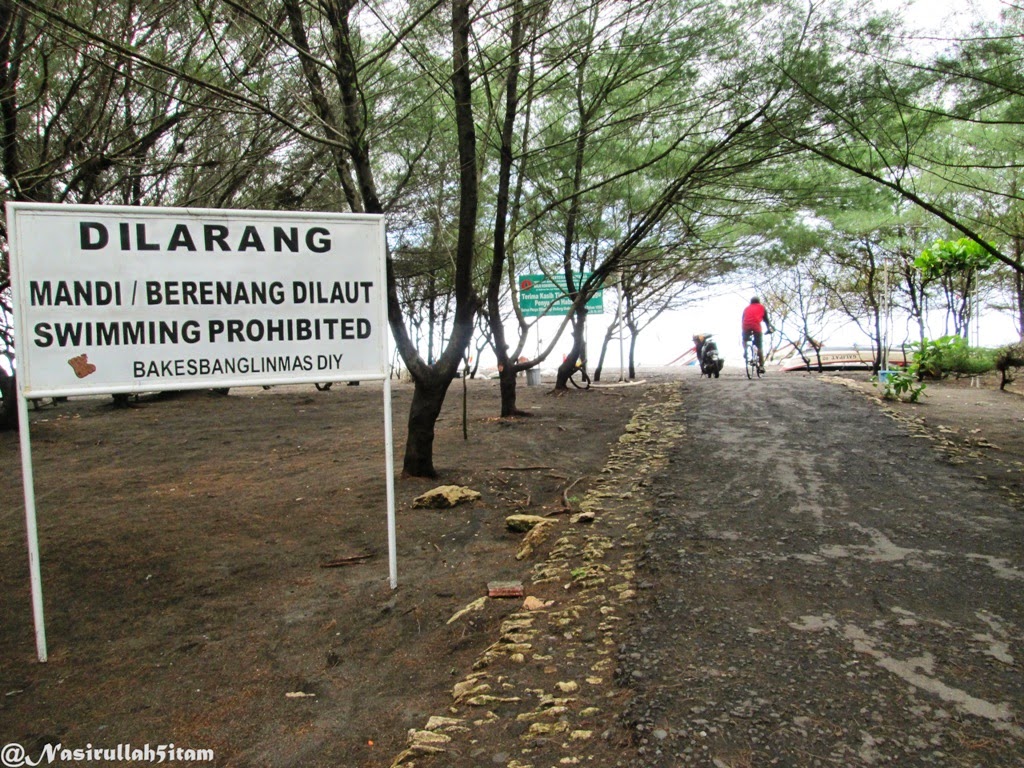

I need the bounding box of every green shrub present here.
[950,346,996,376]
[873,368,926,402]
[911,336,995,379]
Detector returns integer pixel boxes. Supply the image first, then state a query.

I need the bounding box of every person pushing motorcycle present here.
[692,333,723,378]
[741,296,774,374]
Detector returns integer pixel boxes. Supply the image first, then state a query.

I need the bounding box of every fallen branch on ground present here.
[320,553,373,568]
[560,477,585,513]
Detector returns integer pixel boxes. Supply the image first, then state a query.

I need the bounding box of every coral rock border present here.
[390,384,686,768]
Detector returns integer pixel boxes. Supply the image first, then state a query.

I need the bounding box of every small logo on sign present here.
[68,353,97,378]
[519,279,534,291]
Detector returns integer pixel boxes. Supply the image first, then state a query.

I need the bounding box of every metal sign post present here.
[15,388,47,662]
[617,273,625,381]
[383,375,398,589]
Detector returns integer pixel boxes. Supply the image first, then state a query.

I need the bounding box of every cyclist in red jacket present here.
[741,297,774,373]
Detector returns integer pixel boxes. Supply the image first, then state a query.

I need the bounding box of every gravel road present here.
[620,370,1024,767]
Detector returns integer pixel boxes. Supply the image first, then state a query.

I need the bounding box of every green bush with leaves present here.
[875,336,1000,401]
[910,336,995,379]
[914,239,997,279]
[873,368,926,402]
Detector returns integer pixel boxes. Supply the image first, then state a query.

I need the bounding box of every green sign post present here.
[518,273,603,317]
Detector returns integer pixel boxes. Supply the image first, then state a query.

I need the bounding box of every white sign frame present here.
[10,204,390,395]
[7,202,399,662]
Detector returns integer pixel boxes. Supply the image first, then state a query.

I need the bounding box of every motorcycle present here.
[693,334,724,378]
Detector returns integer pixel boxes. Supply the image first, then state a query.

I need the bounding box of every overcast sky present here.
[895,0,1005,35]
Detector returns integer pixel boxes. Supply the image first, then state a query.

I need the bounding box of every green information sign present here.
[518,273,603,317]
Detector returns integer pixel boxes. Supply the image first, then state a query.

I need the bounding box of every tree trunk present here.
[403,374,454,478]
[628,328,638,380]
[593,320,616,382]
[427,274,437,364]
[626,318,641,380]
[872,301,884,373]
[1014,236,1024,339]
[498,366,519,417]
[381,0,478,477]
[555,355,576,389]
[1016,267,1024,340]
[555,314,588,390]
[485,0,527,419]
[389,0,480,477]
[0,370,17,430]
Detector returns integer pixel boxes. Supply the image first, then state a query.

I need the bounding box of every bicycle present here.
[744,332,766,379]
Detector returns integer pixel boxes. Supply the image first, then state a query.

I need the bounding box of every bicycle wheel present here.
[745,347,756,379]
